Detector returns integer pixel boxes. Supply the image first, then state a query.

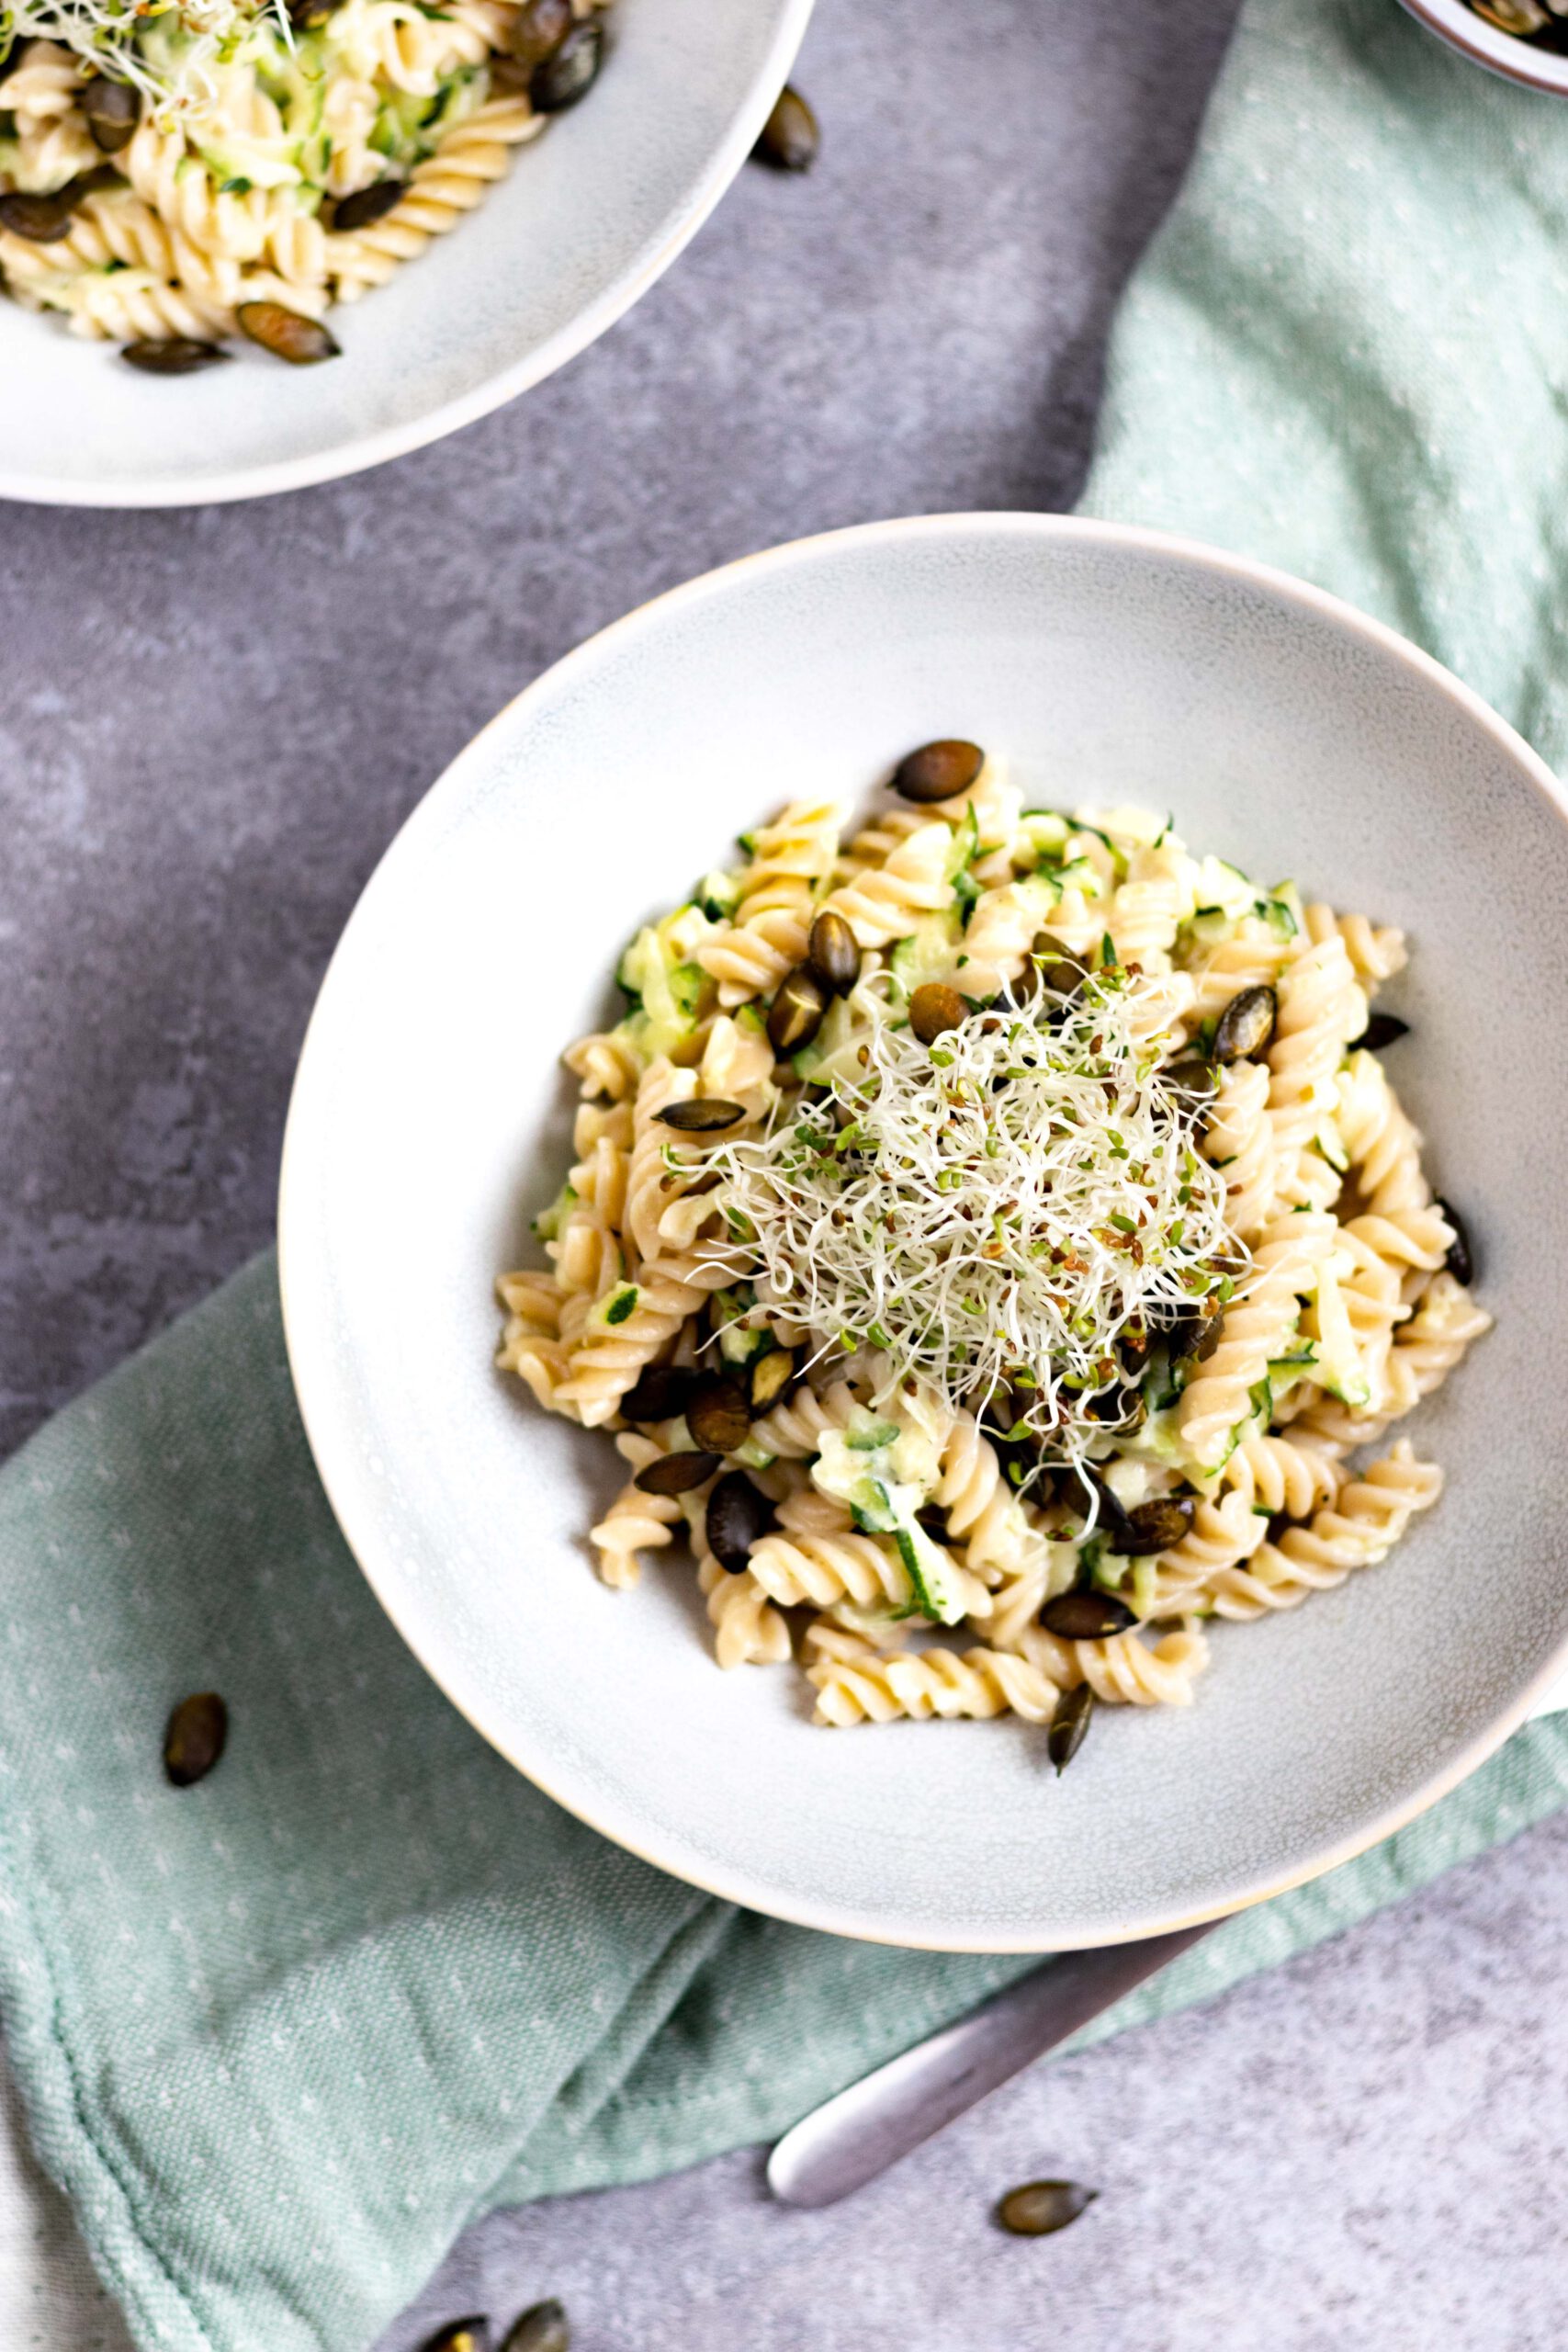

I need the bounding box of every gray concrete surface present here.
[3,0,1565,2346]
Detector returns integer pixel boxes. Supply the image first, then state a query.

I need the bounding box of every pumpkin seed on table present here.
[620,1363,697,1424]
[996,2178,1099,2237]
[418,2321,490,2352]
[807,908,859,995]
[752,84,818,173]
[1046,1684,1094,1774]
[1435,1196,1475,1285]
[655,1096,746,1134]
[330,177,406,232]
[891,738,985,805]
[1039,1590,1135,1641]
[766,964,829,1055]
[83,74,141,154]
[909,981,966,1046]
[705,1471,774,1570]
[633,1449,720,1497]
[1212,983,1277,1064]
[531,17,604,111]
[686,1375,752,1454]
[500,2301,570,2352]
[0,188,78,243]
[164,1691,228,1787]
[236,301,340,365]
[122,339,231,375]
[1355,1010,1410,1051]
[748,1347,796,1413]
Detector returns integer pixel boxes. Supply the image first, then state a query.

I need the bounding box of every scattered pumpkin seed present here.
[418,2321,490,2352]
[767,965,829,1056]
[1212,984,1277,1064]
[705,1471,774,1570]
[996,2178,1099,2237]
[1046,1684,1094,1774]
[509,0,574,64]
[909,982,967,1046]
[686,1376,753,1455]
[633,1450,720,1497]
[289,0,346,22]
[0,188,78,243]
[122,339,231,375]
[500,2302,570,2352]
[1162,1056,1218,1103]
[620,1365,698,1423]
[656,1097,746,1134]
[807,908,859,995]
[1063,1463,1134,1550]
[1355,1011,1410,1052]
[748,1347,796,1412]
[236,301,340,365]
[330,177,406,232]
[752,84,818,172]
[1166,1303,1223,1364]
[531,18,604,110]
[1040,1591,1135,1640]
[1435,1196,1475,1285]
[1119,1496,1193,1554]
[83,74,141,154]
[892,738,985,804]
[164,1691,228,1787]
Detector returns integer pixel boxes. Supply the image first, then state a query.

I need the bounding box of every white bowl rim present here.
[0,0,815,512]
[279,509,1568,1951]
[1395,0,1568,93]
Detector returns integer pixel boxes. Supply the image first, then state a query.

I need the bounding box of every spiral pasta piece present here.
[809,1645,1061,1726]
[1179,1212,1337,1468]
[589,1433,685,1589]
[821,821,955,949]
[1201,1442,1440,1619]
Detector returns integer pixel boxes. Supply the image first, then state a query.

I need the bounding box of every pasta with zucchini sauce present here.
[0,0,607,356]
[498,747,1488,1759]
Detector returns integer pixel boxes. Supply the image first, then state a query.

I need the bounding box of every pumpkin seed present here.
[235,301,340,365]
[1063,1463,1134,1550]
[705,1471,774,1570]
[1163,1056,1218,1103]
[500,2301,570,2352]
[289,0,345,22]
[1212,984,1277,1064]
[909,982,967,1046]
[1355,1011,1410,1052]
[418,2322,490,2352]
[1046,1684,1094,1775]
[83,74,141,154]
[766,965,829,1056]
[686,1376,753,1455]
[122,339,231,375]
[996,2178,1099,2236]
[748,1348,796,1413]
[1435,1196,1475,1286]
[633,1450,720,1497]
[509,0,574,65]
[752,84,818,172]
[1119,1496,1193,1555]
[330,177,406,232]
[620,1365,697,1423]
[0,189,78,243]
[656,1097,746,1134]
[807,908,859,995]
[1040,1591,1135,1640]
[531,18,604,110]
[164,1691,228,1787]
[1166,1303,1224,1364]
[891,739,985,804]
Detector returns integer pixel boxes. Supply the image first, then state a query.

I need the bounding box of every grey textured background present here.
[3,1,1565,2346]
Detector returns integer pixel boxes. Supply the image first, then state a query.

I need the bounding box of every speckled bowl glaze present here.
[0,0,813,509]
[280,514,1568,1952]
[1396,0,1568,92]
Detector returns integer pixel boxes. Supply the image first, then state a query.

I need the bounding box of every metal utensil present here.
[768,1917,1223,2208]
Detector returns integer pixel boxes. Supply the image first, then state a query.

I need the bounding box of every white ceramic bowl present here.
[0,0,813,509]
[280,514,1568,1952]
[1397,0,1568,92]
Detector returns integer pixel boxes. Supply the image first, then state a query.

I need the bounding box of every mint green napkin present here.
[6,8,1568,2350]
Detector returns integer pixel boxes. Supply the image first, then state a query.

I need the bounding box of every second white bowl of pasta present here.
[280,513,1568,1951]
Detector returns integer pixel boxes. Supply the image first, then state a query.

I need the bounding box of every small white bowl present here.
[280,514,1568,1952]
[0,0,813,509]
[1397,0,1568,92]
